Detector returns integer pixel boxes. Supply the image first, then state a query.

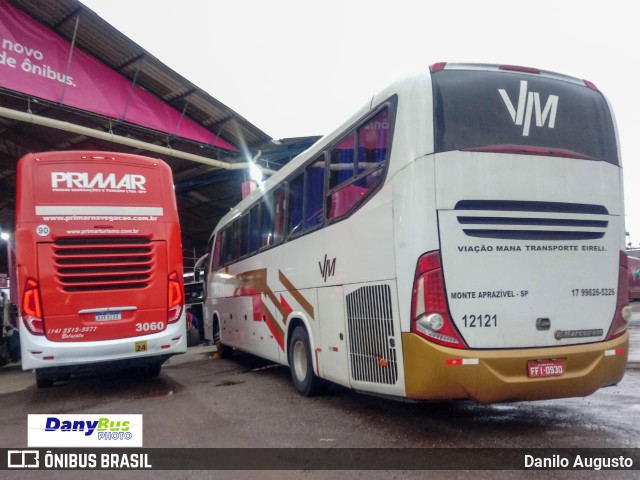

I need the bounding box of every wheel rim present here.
[292,340,307,382]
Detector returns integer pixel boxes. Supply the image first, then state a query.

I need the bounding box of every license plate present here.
[527,359,565,378]
[95,311,122,321]
[134,341,147,353]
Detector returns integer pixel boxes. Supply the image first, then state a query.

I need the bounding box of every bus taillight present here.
[429,62,447,73]
[583,79,600,92]
[606,251,632,340]
[22,278,45,335]
[167,272,183,323]
[498,64,540,74]
[411,251,467,349]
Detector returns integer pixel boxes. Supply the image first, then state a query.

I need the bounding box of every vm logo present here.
[318,254,336,283]
[498,80,559,137]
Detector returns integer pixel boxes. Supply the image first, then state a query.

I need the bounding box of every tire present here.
[0,345,9,367]
[213,317,233,358]
[146,362,162,377]
[288,326,326,396]
[35,370,54,389]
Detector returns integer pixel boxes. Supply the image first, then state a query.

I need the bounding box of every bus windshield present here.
[432,69,619,165]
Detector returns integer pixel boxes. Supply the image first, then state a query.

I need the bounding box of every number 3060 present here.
[135,322,165,332]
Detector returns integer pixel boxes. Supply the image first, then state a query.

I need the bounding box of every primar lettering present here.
[51,172,146,191]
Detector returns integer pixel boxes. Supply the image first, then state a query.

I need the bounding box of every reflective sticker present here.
[446,358,479,366]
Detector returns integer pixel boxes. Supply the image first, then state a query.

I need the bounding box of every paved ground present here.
[2,346,640,479]
[0,303,637,479]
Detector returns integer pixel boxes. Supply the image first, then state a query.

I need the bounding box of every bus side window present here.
[304,157,325,231]
[222,226,234,265]
[239,213,250,257]
[273,186,285,245]
[329,184,367,219]
[231,221,241,261]
[358,109,388,175]
[248,204,261,254]
[211,232,223,270]
[327,108,389,221]
[329,133,355,189]
[260,196,274,247]
[288,172,305,237]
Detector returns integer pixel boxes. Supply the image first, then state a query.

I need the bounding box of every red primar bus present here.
[15,151,186,387]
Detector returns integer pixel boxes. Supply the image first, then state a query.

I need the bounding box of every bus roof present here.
[211,62,611,236]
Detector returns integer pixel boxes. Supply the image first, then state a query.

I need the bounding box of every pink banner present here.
[0,0,237,151]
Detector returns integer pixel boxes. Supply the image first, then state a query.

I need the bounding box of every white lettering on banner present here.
[498,80,559,136]
[2,38,44,61]
[1,38,75,86]
[51,172,146,191]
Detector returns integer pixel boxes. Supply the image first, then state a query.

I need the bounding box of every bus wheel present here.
[213,318,233,358]
[289,326,326,396]
[146,362,162,377]
[35,370,54,389]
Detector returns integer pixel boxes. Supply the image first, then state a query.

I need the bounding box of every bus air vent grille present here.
[346,284,398,385]
[53,236,153,292]
[454,200,608,241]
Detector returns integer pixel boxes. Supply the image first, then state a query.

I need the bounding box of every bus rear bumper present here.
[19,320,187,371]
[402,332,628,403]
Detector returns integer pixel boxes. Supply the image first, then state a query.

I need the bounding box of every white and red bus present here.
[628,256,640,302]
[204,63,629,403]
[16,151,186,387]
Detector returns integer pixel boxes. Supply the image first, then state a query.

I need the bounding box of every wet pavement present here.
[1,308,639,479]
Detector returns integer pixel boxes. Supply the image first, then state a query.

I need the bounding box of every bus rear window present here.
[432,70,618,165]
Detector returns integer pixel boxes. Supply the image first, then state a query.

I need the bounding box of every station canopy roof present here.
[0,0,319,270]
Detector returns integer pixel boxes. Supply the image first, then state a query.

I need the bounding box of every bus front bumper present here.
[402,332,628,403]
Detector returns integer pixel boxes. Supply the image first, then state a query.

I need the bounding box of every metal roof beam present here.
[0,106,276,174]
[53,7,82,30]
[116,52,146,71]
